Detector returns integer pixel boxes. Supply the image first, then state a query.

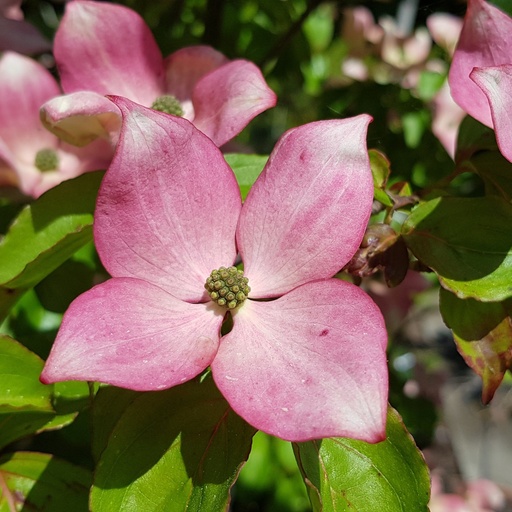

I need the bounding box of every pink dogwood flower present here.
[0,52,111,198]
[41,97,388,442]
[449,0,512,162]
[40,0,276,150]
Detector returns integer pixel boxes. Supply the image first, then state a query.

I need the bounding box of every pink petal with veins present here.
[192,60,277,147]
[471,65,512,163]
[238,116,373,298]
[449,0,512,127]
[55,0,164,103]
[212,279,388,442]
[41,278,223,390]
[95,97,241,302]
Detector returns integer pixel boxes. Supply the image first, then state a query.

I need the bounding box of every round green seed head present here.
[151,95,184,116]
[34,148,59,172]
[205,266,251,310]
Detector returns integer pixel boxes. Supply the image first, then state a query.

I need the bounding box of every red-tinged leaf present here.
[440,288,512,403]
[293,407,430,512]
[91,375,256,512]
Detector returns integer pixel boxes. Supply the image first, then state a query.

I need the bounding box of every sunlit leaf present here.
[402,196,512,301]
[294,407,430,512]
[0,451,91,512]
[91,375,255,512]
[0,171,103,321]
[0,336,87,449]
[224,153,267,200]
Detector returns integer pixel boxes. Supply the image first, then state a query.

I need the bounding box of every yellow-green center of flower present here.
[205,266,250,309]
[34,148,59,172]
[151,95,184,116]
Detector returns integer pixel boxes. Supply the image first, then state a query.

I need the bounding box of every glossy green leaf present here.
[402,196,512,301]
[439,288,512,403]
[91,376,256,512]
[0,335,52,410]
[0,171,103,312]
[294,407,430,512]
[0,336,87,449]
[224,153,267,200]
[0,451,91,512]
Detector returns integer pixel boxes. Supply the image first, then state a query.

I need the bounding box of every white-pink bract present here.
[41,97,389,443]
[40,0,276,150]
[0,52,111,198]
[449,0,512,163]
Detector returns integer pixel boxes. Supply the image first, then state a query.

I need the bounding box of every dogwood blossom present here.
[449,0,512,162]
[40,0,276,149]
[41,97,388,442]
[0,52,111,197]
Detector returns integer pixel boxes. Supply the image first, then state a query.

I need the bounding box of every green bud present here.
[34,148,59,172]
[205,266,250,310]
[151,95,184,116]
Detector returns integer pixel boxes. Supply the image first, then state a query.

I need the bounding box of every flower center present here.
[151,95,184,117]
[34,148,59,172]
[205,266,251,309]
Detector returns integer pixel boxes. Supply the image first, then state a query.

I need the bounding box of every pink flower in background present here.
[40,0,276,149]
[41,97,388,443]
[0,0,51,54]
[426,13,463,57]
[426,12,465,159]
[431,80,466,159]
[429,474,505,512]
[449,0,512,162]
[0,52,111,198]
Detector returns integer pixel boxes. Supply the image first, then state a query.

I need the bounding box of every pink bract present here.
[40,0,276,149]
[0,52,111,198]
[41,97,388,443]
[449,0,512,162]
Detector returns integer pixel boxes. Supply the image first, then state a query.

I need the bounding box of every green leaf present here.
[402,196,512,301]
[91,376,256,512]
[302,4,334,53]
[0,336,87,449]
[369,149,390,189]
[224,153,267,200]
[0,171,103,320]
[0,451,91,512]
[402,110,429,149]
[439,288,512,403]
[0,335,52,410]
[294,407,430,512]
